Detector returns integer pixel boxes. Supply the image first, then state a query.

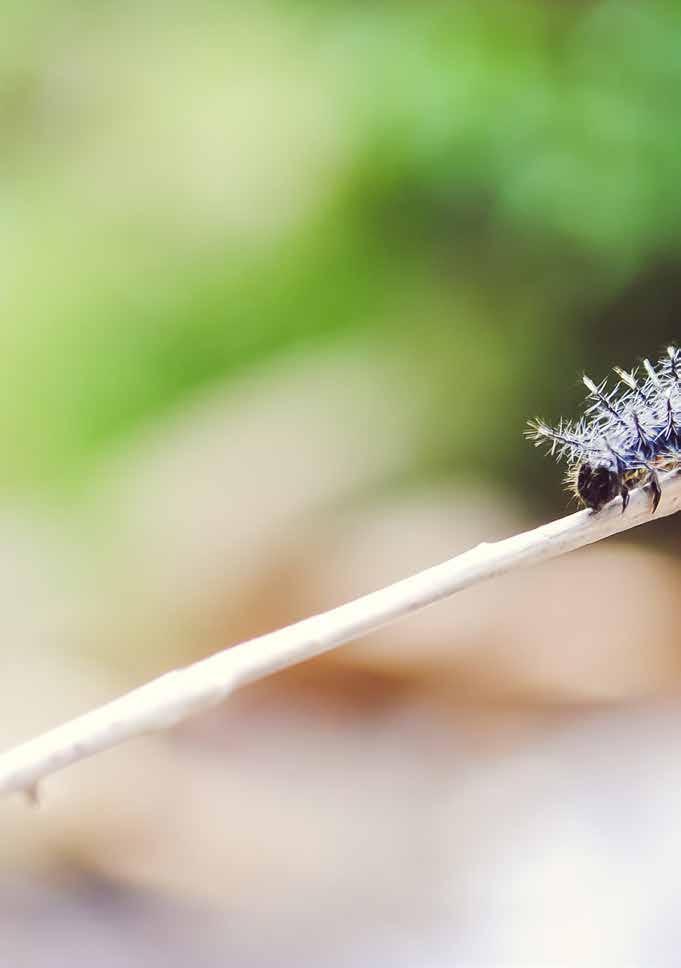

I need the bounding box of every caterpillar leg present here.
[647,468,662,513]
[620,483,630,513]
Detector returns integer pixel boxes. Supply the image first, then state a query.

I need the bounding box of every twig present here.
[2,472,680,799]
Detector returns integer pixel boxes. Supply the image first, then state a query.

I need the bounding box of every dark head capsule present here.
[576,461,621,512]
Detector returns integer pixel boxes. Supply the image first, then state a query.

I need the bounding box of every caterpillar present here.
[527,345,681,513]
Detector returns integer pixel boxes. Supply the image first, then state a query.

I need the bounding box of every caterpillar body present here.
[527,345,681,513]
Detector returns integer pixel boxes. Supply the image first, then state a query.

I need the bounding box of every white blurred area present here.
[3,342,681,966]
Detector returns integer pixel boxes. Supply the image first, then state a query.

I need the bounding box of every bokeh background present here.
[3,1,681,964]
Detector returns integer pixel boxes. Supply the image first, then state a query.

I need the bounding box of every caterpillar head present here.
[576,460,621,511]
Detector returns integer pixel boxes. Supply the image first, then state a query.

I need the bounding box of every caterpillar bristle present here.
[613,366,641,394]
[643,358,661,387]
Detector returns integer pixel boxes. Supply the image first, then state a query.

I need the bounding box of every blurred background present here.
[3,1,681,964]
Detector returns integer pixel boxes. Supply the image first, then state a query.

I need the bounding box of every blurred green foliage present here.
[2,0,681,503]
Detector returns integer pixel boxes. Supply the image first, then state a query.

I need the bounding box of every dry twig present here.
[1,472,680,799]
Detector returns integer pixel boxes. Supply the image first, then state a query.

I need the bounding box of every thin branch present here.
[2,471,681,799]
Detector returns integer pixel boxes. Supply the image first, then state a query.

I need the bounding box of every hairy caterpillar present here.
[527,345,681,512]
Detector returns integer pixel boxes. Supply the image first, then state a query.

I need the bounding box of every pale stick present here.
[1,472,679,799]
